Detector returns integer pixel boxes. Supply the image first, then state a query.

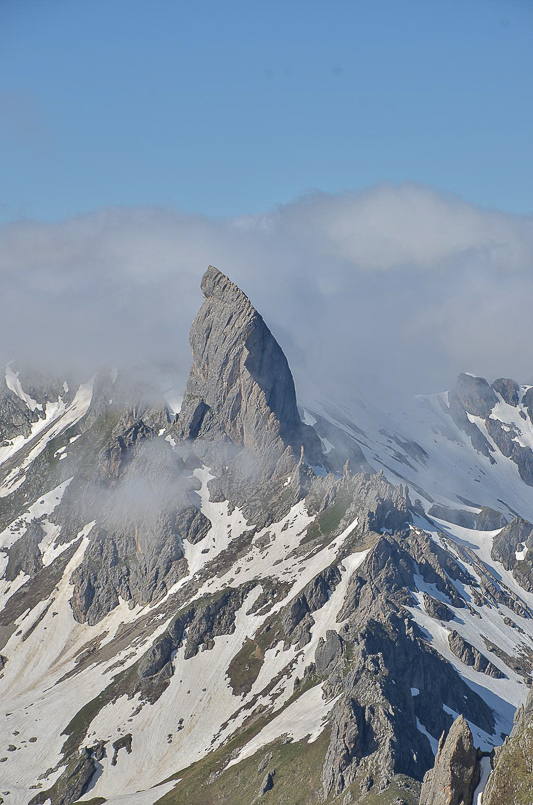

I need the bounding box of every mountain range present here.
[1,266,533,805]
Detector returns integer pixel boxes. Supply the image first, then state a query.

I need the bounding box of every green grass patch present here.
[61,664,137,759]
[157,726,332,805]
[73,799,106,804]
[226,638,264,696]
[304,493,352,543]
[482,726,533,805]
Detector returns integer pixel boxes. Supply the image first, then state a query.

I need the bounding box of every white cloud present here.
[0,183,532,395]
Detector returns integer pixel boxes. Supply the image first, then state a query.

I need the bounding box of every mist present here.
[1,183,532,399]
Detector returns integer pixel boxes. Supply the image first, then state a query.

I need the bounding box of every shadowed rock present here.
[492,517,533,593]
[448,630,505,679]
[483,688,533,805]
[419,715,480,805]
[29,746,99,805]
[423,593,454,622]
[451,374,498,419]
[491,377,520,407]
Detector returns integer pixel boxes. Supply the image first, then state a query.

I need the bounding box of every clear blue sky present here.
[1,0,531,221]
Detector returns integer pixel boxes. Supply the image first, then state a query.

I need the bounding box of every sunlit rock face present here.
[3,267,533,805]
[177,265,322,466]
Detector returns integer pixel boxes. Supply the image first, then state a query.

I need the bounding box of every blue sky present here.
[1,0,532,222]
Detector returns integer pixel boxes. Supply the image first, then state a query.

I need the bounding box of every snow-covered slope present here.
[2,272,533,805]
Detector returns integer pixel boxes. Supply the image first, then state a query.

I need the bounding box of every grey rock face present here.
[483,687,533,805]
[29,747,97,805]
[279,565,342,646]
[451,374,498,419]
[428,505,477,530]
[0,368,75,444]
[0,388,38,443]
[258,771,275,796]
[475,507,508,531]
[485,417,533,488]
[322,697,378,797]
[175,506,211,544]
[448,630,505,678]
[111,733,132,766]
[446,373,533,488]
[176,266,323,470]
[134,584,256,703]
[523,386,533,424]
[447,373,498,464]
[447,399,494,464]
[5,520,45,581]
[428,505,507,532]
[319,525,495,801]
[307,469,413,539]
[315,629,343,675]
[491,517,533,593]
[419,715,480,805]
[423,593,454,622]
[351,471,412,533]
[491,377,520,406]
[65,405,209,625]
[70,515,188,627]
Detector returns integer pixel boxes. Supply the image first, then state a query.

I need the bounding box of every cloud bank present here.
[1,183,532,397]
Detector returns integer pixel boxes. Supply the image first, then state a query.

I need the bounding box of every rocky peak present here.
[450,373,498,418]
[419,715,480,805]
[491,377,520,407]
[176,265,322,468]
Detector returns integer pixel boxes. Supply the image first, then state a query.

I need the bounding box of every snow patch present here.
[473,755,492,804]
[5,365,42,412]
[516,544,528,561]
[227,684,338,768]
[416,717,438,754]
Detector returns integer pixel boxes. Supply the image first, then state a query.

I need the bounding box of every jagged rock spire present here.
[419,715,480,805]
[176,266,322,467]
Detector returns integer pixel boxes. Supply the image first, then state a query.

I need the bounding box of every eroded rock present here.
[419,715,480,805]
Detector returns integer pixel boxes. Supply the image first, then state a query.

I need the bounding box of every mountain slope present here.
[0,268,532,805]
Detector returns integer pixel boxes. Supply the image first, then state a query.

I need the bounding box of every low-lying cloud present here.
[1,183,532,397]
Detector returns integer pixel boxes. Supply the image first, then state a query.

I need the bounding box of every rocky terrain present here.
[0,266,533,805]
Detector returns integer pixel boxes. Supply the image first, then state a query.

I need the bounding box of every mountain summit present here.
[177,265,322,466]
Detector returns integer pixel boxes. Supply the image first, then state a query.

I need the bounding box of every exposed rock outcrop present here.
[66,410,203,625]
[491,517,533,593]
[483,688,533,805]
[523,387,533,424]
[5,519,45,581]
[29,745,100,805]
[177,266,322,463]
[491,377,520,407]
[447,373,533,487]
[306,468,413,542]
[428,504,507,532]
[451,374,498,419]
[423,593,454,622]
[258,770,275,796]
[317,525,495,801]
[175,266,323,524]
[447,630,505,678]
[447,375,496,463]
[419,716,480,805]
